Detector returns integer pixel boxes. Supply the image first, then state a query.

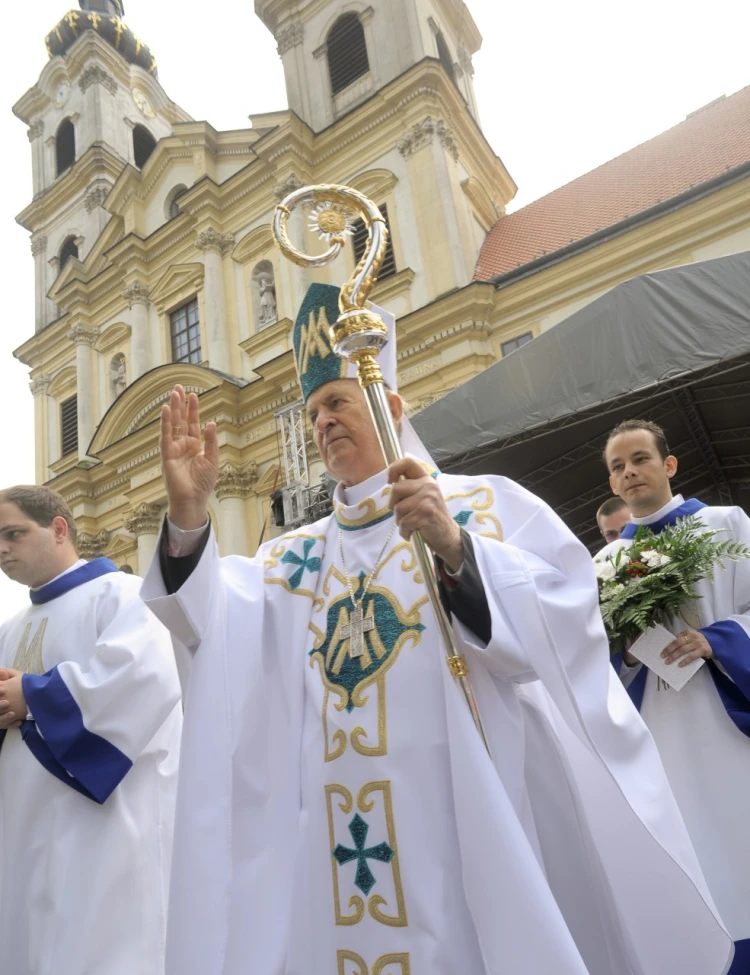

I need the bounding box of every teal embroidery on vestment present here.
[333,813,394,896]
[309,572,425,712]
[335,510,394,532]
[281,538,322,590]
[453,510,472,527]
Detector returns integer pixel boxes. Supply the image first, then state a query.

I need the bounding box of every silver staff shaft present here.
[364,381,491,756]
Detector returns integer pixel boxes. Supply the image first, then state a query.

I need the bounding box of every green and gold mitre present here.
[292,281,398,400]
[292,282,353,401]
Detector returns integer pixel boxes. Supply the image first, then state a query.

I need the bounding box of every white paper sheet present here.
[629,623,706,691]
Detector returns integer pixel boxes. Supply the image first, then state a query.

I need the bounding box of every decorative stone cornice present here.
[27,120,44,142]
[29,373,52,396]
[397,116,459,162]
[215,462,259,500]
[78,65,118,96]
[84,184,110,213]
[30,235,47,257]
[67,324,99,347]
[194,228,235,256]
[122,281,151,308]
[77,529,110,560]
[124,502,162,537]
[274,172,304,202]
[276,21,304,56]
[458,46,474,77]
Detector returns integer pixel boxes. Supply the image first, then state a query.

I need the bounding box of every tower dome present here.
[45,2,157,75]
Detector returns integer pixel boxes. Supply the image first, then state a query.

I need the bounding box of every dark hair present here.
[603,419,670,465]
[0,485,78,548]
[596,496,628,520]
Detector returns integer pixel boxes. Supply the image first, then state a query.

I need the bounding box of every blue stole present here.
[29,557,118,604]
[1,557,130,803]
[613,499,750,739]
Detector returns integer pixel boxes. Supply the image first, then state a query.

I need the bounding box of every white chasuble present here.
[144,471,733,975]
[0,566,182,975]
[604,498,750,944]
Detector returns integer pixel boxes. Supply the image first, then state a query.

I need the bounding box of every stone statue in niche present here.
[253,260,278,328]
[109,353,127,402]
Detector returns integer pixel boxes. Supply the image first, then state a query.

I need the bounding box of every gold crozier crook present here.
[273,184,491,755]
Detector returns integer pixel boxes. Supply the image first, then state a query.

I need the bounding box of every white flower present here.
[594,558,617,582]
[640,549,672,569]
[600,582,625,602]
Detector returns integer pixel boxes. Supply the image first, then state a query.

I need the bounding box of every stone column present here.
[274,174,310,317]
[122,281,152,379]
[29,373,52,483]
[124,502,162,574]
[194,229,234,374]
[77,530,111,561]
[66,324,99,461]
[28,120,45,196]
[215,463,257,557]
[30,235,48,332]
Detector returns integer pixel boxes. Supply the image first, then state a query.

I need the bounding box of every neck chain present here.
[337,520,398,658]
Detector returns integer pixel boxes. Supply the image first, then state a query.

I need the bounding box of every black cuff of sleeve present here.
[158,516,211,595]
[435,529,492,647]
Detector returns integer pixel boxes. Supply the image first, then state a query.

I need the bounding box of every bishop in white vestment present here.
[144,285,733,975]
[0,486,182,975]
[601,420,750,973]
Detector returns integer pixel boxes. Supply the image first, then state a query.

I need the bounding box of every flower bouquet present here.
[595,515,750,656]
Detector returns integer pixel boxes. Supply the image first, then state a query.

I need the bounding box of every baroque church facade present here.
[12,0,750,570]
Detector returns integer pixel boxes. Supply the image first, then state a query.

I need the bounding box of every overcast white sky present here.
[1,0,748,617]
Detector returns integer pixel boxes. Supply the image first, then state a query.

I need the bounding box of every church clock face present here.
[131,87,156,119]
[53,80,70,109]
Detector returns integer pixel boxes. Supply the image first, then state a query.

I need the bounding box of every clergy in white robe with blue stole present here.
[0,547,182,974]
[603,493,750,972]
[144,283,733,975]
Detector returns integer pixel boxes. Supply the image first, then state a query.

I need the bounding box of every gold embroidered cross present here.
[65,10,80,34]
[88,12,102,30]
[342,605,374,659]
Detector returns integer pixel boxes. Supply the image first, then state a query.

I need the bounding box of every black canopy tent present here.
[412,252,750,551]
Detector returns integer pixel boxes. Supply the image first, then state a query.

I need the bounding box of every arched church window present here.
[56,118,76,176]
[352,204,397,281]
[59,235,79,269]
[436,32,456,84]
[166,184,188,220]
[327,13,369,95]
[133,124,157,170]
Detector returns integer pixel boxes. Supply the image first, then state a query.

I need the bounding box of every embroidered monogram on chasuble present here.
[337,950,411,974]
[12,618,48,674]
[309,570,427,761]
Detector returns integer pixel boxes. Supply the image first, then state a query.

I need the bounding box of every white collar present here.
[338,469,389,507]
[630,494,684,525]
[30,558,87,592]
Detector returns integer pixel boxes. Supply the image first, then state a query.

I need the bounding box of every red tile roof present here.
[475,85,750,281]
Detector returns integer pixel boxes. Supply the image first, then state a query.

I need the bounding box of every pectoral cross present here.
[342,604,374,659]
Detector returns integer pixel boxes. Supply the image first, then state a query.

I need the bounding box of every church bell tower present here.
[255,0,483,134]
[13,1,188,333]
